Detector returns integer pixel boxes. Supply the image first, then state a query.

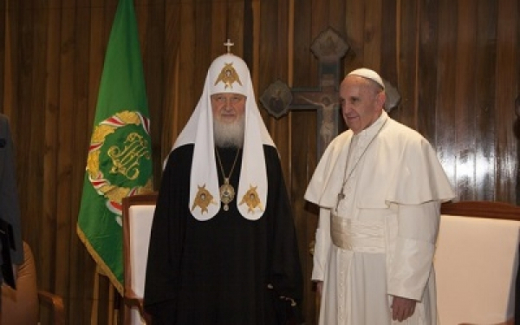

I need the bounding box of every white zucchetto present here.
[348,68,385,90]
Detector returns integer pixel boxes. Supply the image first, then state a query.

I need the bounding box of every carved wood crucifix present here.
[260,27,401,158]
[260,27,348,157]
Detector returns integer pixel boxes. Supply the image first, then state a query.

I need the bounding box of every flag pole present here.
[91,265,100,325]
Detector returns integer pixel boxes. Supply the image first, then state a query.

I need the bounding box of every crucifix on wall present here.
[260,27,401,158]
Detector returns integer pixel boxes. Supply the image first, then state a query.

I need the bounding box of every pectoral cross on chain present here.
[336,191,346,211]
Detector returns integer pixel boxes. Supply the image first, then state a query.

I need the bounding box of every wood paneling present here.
[290,1,318,322]
[435,0,458,197]
[495,0,518,203]
[396,0,419,127]
[454,1,477,200]
[474,0,498,201]
[1,0,519,324]
[416,0,438,144]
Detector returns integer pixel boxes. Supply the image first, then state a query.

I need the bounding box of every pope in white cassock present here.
[305,68,456,324]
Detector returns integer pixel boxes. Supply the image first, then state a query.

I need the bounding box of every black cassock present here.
[144,144,303,325]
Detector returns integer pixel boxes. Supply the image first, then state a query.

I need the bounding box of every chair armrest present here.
[124,297,152,324]
[38,290,65,325]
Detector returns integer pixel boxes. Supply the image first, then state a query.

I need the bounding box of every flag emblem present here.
[86,110,153,222]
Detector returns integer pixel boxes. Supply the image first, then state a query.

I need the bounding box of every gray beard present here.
[213,116,245,148]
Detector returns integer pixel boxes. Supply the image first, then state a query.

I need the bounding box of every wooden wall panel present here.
[416,0,438,144]
[1,0,519,324]
[160,1,181,163]
[45,0,61,298]
[228,1,244,56]
[138,0,166,186]
[380,0,398,96]
[495,0,518,203]
[454,1,478,200]
[290,1,318,321]
[474,0,498,201]
[258,0,290,168]
[363,0,383,70]
[396,0,418,127]
[344,0,365,70]
[176,3,197,153]
[57,0,76,299]
[435,0,458,195]
[0,0,5,105]
[78,1,111,322]
[210,1,227,56]
[2,0,17,122]
[71,0,97,321]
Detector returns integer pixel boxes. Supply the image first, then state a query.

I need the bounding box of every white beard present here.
[213,116,245,148]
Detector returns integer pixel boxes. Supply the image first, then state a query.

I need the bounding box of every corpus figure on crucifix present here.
[300,94,338,150]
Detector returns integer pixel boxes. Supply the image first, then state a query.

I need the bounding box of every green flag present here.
[77,0,153,295]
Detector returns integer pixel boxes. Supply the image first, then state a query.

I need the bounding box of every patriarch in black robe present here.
[144,50,303,325]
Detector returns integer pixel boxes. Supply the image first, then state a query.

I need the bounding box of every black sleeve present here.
[265,147,305,324]
[143,146,191,322]
[0,115,24,267]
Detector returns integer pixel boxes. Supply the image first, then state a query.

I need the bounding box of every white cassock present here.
[305,111,455,325]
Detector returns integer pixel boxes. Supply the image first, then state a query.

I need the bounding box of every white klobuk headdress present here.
[171,53,275,221]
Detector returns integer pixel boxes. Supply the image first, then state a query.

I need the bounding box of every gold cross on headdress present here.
[224,39,234,53]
